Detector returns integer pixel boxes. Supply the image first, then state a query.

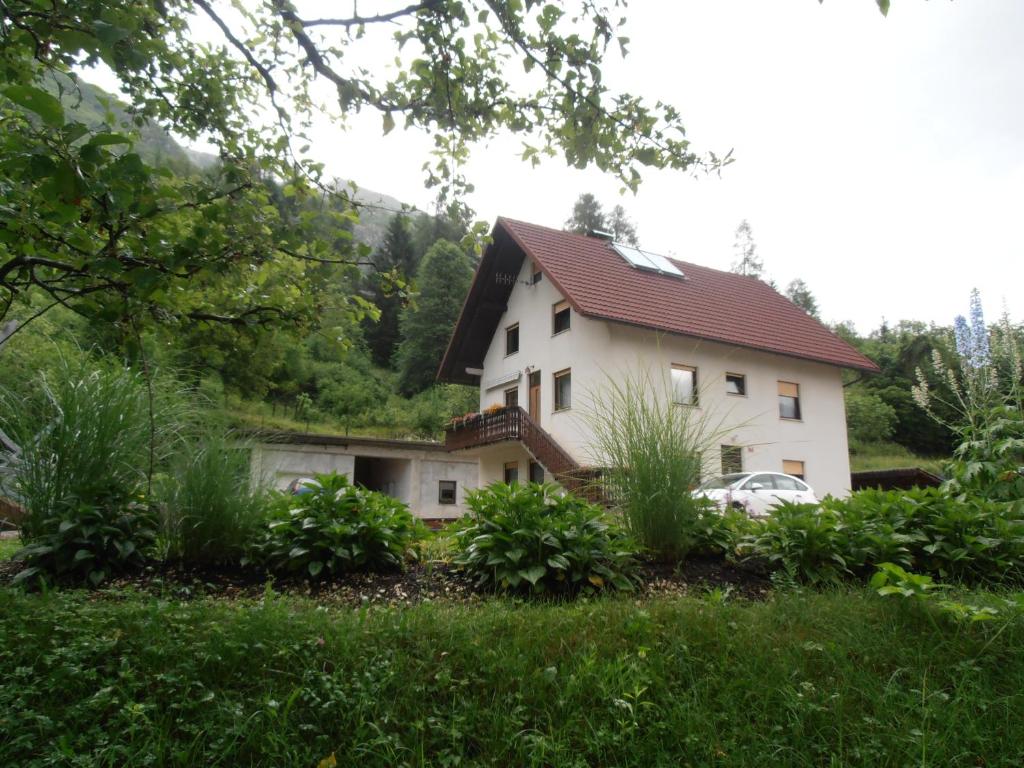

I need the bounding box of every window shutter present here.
[778,381,799,398]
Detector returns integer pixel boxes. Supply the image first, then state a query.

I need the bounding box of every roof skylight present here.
[612,243,684,279]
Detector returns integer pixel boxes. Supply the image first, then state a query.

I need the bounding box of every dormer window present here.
[553,301,571,335]
[505,323,519,356]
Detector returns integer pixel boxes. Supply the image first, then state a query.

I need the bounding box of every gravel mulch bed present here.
[0,548,772,605]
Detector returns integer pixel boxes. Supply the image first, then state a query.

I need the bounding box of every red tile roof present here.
[498,217,878,372]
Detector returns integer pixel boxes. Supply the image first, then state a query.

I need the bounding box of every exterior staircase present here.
[445,406,605,502]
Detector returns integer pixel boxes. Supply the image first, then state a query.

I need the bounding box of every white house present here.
[438,218,879,499]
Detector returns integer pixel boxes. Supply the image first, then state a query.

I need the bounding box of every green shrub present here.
[0,361,173,585]
[453,482,638,593]
[160,429,267,566]
[13,500,156,586]
[690,506,754,558]
[741,489,1024,585]
[249,473,422,578]
[741,502,852,584]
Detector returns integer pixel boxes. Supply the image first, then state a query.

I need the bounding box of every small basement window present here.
[553,301,571,335]
[782,460,805,481]
[503,461,519,485]
[505,323,519,356]
[553,368,571,411]
[726,372,746,396]
[671,364,698,406]
[778,381,801,420]
[438,480,457,505]
[721,445,743,474]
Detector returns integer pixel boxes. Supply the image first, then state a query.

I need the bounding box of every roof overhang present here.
[436,222,528,384]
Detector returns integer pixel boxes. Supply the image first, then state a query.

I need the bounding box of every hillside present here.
[57,75,417,251]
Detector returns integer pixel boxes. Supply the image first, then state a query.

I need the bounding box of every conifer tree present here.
[395,241,474,395]
[365,215,416,368]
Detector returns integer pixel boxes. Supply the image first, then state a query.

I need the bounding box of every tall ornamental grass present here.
[582,367,734,561]
[0,360,181,584]
[160,429,267,566]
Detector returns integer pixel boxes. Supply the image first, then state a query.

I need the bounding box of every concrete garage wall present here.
[254,445,355,490]
[418,459,479,519]
[252,436,478,519]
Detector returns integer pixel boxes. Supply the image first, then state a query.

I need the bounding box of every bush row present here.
[735,489,1024,585]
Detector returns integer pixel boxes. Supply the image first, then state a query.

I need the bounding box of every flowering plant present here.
[913,290,1023,501]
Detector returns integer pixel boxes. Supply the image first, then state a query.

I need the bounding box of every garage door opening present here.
[353,456,411,501]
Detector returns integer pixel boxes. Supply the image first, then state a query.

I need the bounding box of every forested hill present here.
[55,76,416,251]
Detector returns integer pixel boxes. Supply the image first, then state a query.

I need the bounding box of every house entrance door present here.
[528,371,541,422]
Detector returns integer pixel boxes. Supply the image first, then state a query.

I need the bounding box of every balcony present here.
[445,406,576,475]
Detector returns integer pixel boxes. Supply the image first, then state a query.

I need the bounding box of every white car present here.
[695,472,818,518]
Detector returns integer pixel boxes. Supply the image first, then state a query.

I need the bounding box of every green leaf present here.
[382,111,395,135]
[520,565,546,585]
[3,85,65,127]
[308,560,324,577]
[86,132,132,148]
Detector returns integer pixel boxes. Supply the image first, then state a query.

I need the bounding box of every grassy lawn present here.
[0,536,20,561]
[1,588,1022,766]
[849,439,947,476]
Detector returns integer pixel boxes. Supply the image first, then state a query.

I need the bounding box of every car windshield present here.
[698,473,749,490]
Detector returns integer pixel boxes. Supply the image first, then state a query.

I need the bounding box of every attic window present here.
[531,263,543,284]
[553,301,571,335]
[506,324,519,356]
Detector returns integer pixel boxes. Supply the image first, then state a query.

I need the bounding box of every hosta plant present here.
[248,473,423,579]
[453,482,638,594]
[739,502,852,585]
[13,500,157,587]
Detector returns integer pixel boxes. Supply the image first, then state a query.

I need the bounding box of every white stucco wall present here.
[252,442,479,519]
[477,255,853,498]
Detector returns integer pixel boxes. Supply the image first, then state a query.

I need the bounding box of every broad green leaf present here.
[86,132,132,148]
[3,85,65,127]
[520,565,546,585]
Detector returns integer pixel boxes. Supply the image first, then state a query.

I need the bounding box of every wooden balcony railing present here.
[445,407,607,502]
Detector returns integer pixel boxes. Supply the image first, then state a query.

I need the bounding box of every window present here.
[438,480,457,505]
[726,373,746,396]
[671,364,698,406]
[504,387,519,408]
[778,381,801,420]
[503,461,519,485]
[505,324,519,356]
[774,474,808,491]
[721,445,743,475]
[553,369,571,411]
[782,460,806,481]
[532,265,543,284]
[743,473,777,491]
[529,461,544,484]
[553,301,571,334]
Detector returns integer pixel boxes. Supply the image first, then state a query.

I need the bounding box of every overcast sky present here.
[93,0,1024,334]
